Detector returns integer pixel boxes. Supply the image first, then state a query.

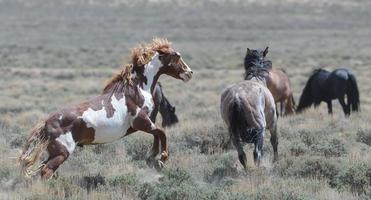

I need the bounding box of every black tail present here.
[228,98,257,143]
[229,99,247,135]
[347,73,360,112]
[297,74,315,113]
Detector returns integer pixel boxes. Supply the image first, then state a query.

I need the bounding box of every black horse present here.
[151,82,179,127]
[297,68,360,116]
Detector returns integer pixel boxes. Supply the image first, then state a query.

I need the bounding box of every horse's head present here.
[160,101,179,127]
[158,51,193,82]
[244,47,269,70]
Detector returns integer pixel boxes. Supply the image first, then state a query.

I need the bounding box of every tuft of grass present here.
[334,162,371,195]
[357,129,371,146]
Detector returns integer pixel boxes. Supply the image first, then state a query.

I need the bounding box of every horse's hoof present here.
[160,152,168,161]
[154,160,165,171]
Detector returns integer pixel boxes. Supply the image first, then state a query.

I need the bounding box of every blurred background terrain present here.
[1,0,371,199]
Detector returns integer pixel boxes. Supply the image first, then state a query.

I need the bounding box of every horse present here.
[244,47,295,116]
[150,82,179,127]
[220,58,278,169]
[297,68,359,116]
[18,38,193,179]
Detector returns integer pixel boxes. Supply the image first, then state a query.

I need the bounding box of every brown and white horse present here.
[18,38,193,179]
[244,47,295,116]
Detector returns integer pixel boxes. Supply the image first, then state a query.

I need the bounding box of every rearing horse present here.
[18,38,193,179]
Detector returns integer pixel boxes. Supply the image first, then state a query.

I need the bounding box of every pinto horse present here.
[244,47,295,116]
[151,82,179,127]
[221,61,278,169]
[18,38,193,179]
[297,68,359,116]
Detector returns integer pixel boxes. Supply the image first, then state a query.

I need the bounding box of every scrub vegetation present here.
[1,0,371,199]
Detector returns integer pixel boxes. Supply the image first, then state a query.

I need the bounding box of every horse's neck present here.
[251,77,267,87]
[137,53,162,94]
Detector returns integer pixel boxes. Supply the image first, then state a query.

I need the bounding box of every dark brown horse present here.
[18,38,193,179]
[244,47,295,116]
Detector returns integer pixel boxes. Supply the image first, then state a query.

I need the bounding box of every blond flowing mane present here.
[102,38,173,94]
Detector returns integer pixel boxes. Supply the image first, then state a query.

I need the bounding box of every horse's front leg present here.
[327,101,333,114]
[338,97,350,116]
[148,107,161,164]
[132,108,168,165]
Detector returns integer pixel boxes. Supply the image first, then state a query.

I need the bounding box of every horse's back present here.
[332,68,352,80]
[221,80,276,129]
[266,69,292,101]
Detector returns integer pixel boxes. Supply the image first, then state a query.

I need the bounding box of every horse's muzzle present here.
[180,71,193,82]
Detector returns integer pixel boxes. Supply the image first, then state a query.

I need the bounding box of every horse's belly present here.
[91,117,131,143]
[80,95,132,143]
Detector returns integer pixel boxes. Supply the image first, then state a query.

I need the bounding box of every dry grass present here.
[1,0,371,199]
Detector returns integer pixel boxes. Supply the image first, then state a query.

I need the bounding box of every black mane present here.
[244,49,269,80]
[244,62,269,80]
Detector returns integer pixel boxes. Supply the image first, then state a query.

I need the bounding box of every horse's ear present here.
[246,48,251,54]
[263,47,269,57]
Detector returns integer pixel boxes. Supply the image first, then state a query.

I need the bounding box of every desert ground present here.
[1,0,371,199]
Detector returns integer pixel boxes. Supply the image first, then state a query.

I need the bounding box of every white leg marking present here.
[56,132,76,155]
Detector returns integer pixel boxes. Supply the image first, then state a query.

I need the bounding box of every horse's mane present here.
[102,38,172,95]
[263,60,272,70]
[244,63,269,80]
[296,69,325,112]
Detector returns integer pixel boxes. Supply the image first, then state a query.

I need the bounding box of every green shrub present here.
[357,129,371,146]
[138,168,224,200]
[274,157,340,184]
[124,136,152,161]
[79,174,106,192]
[108,173,137,188]
[299,130,322,147]
[47,177,84,199]
[289,142,308,156]
[204,154,238,184]
[334,162,371,195]
[184,123,230,155]
[311,139,346,157]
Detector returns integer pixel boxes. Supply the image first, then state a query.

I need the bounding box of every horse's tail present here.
[347,73,360,112]
[297,75,315,113]
[228,98,248,135]
[18,121,49,177]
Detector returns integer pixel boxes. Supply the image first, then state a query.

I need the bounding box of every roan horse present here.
[18,38,193,179]
[244,47,295,116]
[297,68,359,116]
[220,60,278,169]
[151,82,179,127]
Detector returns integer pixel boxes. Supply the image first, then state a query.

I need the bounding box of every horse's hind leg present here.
[280,101,284,116]
[231,133,247,170]
[253,128,265,166]
[270,124,278,162]
[41,140,73,180]
[338,97,350,116]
